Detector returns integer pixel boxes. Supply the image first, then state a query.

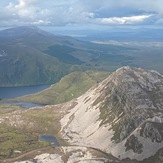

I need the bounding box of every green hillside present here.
[14,71,110,105]
[0,26,135,86]
[0,44,71,86]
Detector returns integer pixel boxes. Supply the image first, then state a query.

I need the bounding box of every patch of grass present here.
[0,103,68,161]
[23,108,61,134]
[0,103,21,114]
[0,102,68,161]
[0,124,49,160]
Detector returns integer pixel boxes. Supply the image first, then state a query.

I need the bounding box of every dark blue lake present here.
[0,85,50,99]
[39,135,60,147]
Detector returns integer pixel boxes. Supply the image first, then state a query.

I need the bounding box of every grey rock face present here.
[61,66,163,160]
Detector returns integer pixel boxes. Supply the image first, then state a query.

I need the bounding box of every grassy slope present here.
[0,44,71,86]
[14,71,110,105]
[0,123,48,160]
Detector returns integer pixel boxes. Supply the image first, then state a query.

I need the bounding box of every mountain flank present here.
[60,66,163,161]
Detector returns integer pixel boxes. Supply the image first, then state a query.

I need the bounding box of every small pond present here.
[39,135,60,147]
[8,102,46,108]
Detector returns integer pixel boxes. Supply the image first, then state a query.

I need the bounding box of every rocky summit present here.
[60,66,163,161]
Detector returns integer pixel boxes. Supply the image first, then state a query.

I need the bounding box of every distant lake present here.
[0,85,50,99]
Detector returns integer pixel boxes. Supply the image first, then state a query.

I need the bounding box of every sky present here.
[0,0,163,29]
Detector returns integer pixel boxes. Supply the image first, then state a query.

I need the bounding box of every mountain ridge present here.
[60,66,163,161]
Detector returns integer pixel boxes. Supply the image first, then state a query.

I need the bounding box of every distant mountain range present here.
[0,26,135,87]
[71,27,163,42]
[0,26,163,87]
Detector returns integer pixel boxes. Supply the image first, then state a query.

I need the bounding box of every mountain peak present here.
[107,66,162,89]
[0,26,52,38]
[115,65,131,72]
[115,66,153,75]
[60,67,163,161]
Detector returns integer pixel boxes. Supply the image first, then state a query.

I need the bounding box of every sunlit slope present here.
[14,71,109,104]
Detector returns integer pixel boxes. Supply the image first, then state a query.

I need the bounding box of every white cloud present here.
[32,19,51,25]
[98,15,153,25]
[5,0,49,25]
[6,0,39,10]
[15,0,39,9]
[6,0,37,18]
[0,0,163,27]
